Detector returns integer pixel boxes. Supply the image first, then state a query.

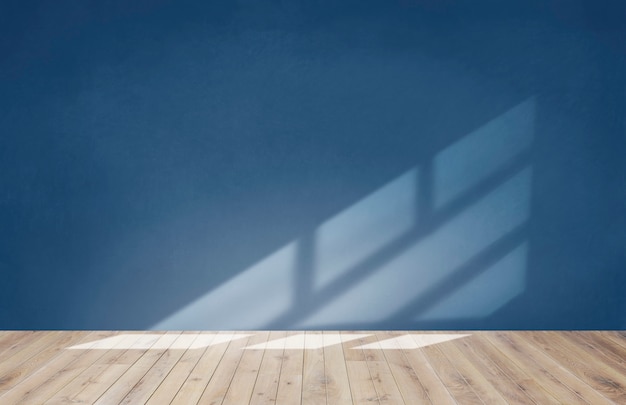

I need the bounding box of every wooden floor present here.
[0,331,625,404]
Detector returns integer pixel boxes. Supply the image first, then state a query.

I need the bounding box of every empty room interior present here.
[1,0,625,404]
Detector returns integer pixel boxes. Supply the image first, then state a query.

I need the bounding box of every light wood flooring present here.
[0,331,625,404]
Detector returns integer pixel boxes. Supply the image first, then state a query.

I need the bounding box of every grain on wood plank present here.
[146,332,219,405]
[448,333,538,405]
[302,331,327,405]
[47,332,151,404]
[483,332,587,404]
[343,332,379,405]
[375,332,431,404]
[346,361,380,405]
[100,334,162,365]
[560,332,626,374]
[250,330,287,405]
[606,331,626,350]
[0,331,67,381]
[368,360,407,404]
[0,331,64,392]
[588,332,626,366]
[416,334,483,405]
[170,332,237,405]
[68,333,161,404]
[275,332,304,405]
[45,362,110,404]
[322,331,353,405]
[524,331,626,403]
[0,331,42,363]
[222,331,271,405]
[0,331,22,347]
[470,333,563,405]
[120,333,200,404]
[196,332,256,405]
[16,331,118,404]
[0,332,35,358]
[3,330,626,405]
[399,332,455,405]
[524,332,626,403]
[342,331,375,361]
[360,334,405,404]
[93,332,183,405]
[434,334,508,405]
[0,331,113,405]
[75,365,135,404]
[0,332,88,381]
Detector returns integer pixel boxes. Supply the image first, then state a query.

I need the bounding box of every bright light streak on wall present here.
[416,242,528,320]
[152,243,296,330]
[315,168,417,291]
[152,97,534,330]
[295,167,531,327]
[434,97,533,209]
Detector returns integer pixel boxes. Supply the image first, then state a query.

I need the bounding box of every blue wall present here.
[1,0,624,329]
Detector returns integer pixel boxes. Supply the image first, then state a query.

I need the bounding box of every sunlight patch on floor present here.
[353,333,471,349]
[67,333,252,350]
[67,332,471,350]
[244,333,371,350]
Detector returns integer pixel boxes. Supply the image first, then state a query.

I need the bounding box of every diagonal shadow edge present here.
[147,94,536,330]
[386,224,527,324]
[264,155,531,329]
[273,224,527,330]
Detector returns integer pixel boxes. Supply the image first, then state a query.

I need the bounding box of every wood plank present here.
[146,332,219,405]
[0,331,66,382]
[0,331,42,363]
[69,333,161,404]
[375,332,431,404]
[560,331,626,374]
[0,331,113,404]
[0,332,61,395]
[250,330,287,405]
[44,332,148,404]
[222,331,271,405]
[417,334,483,404]
[360,334,405,404]
[93,332,182,405]
[470,333,562,405]
[171,332,238,404]
[448,333,538,405]
[346,361,380,405]
[196,332,255,404]
[482,332,587,404]
[434,335,508,405]
[523,331,626,403]
[119,333,200,404]
[343,332,379,405]
[275,332,304,405]
[10,331,117,404]
[0,330,625,405]
[302,331,327,405]
[0,332,35,358]
[606,331,626,350]
[367,360,406,404]
[341,331,373,361]
[399,332,456,405]
[589,332,626,365]
[322,331,353,405]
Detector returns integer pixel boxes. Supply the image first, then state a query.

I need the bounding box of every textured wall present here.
[1,0,624,329]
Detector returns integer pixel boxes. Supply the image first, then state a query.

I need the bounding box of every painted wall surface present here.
[1,1,625,329]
